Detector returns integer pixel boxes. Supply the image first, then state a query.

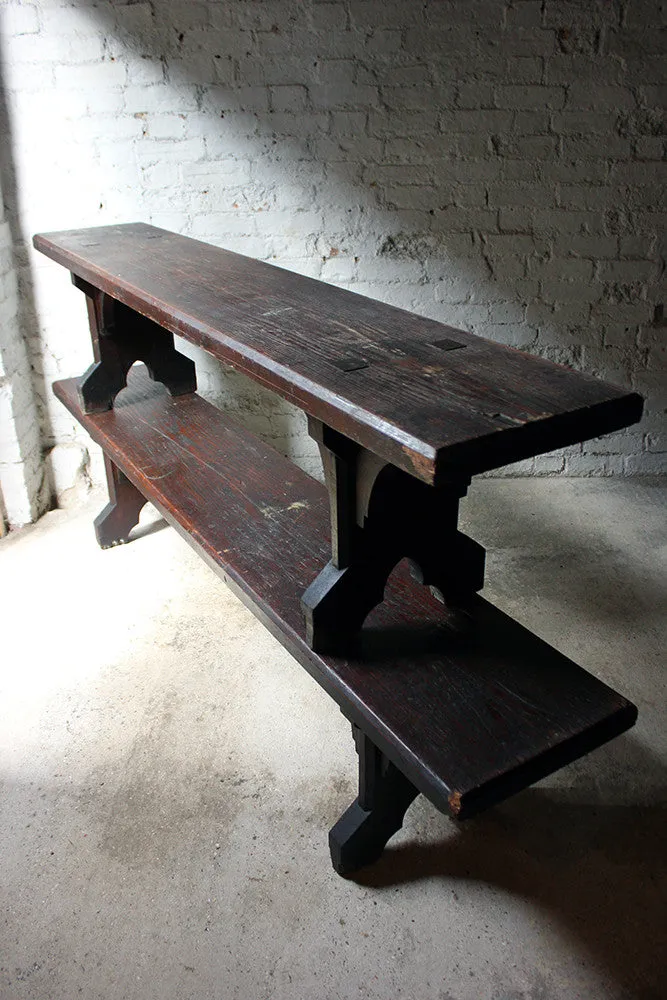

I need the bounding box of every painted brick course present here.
[0,0,664,510]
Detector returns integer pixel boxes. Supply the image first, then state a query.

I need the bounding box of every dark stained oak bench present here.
[35,223,643,875]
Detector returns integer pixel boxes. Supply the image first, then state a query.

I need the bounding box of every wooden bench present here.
[35,223,643,875]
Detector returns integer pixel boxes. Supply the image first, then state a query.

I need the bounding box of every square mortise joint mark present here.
[332,355,370,372]
[428,339,466,352]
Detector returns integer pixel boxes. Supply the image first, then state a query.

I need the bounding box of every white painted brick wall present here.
[0,170,44,526]
[0,0,664,509]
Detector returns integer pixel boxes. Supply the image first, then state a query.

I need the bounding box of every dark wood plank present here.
[53,367,637,820]
[37,224,643,485]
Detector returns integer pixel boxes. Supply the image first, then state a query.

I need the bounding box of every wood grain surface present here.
[53,367,637,820]
[37,223,643,485]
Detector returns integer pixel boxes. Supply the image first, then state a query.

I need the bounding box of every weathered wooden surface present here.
[37,223,643,485]
[53,367,637,822]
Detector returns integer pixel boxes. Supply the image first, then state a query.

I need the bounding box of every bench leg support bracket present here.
[329,725,419,876]
[74,278,196,413]
[302,418,485,653]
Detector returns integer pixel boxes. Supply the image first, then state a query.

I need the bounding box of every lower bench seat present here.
[54,366,636,829]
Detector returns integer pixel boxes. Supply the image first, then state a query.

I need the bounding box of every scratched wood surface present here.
[37,224,643,486]
[53,367,637,819]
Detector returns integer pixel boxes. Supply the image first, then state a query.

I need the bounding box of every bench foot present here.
[94,456,146,548]
[302,557,390,653]
[329,725,419,876]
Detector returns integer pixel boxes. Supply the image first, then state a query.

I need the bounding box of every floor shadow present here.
[128,515,168,543]
[351,743,667,999]
[461,478,667,637]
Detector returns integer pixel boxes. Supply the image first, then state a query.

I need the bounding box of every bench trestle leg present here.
[74,278,196,413]
[94,456,146,548]
[302,418,486,653]
[329,725,419,876]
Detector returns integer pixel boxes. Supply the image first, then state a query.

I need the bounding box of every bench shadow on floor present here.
[461,478,667,633]
[346,483,666,996]
[352,734,667,999]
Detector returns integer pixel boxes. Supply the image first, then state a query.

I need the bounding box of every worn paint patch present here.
[402,445,435,483]
[260,500,309,519]
[448,789,463,816]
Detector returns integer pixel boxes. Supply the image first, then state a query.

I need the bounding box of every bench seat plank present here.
[37,224,643,485]
[53,367,636,820]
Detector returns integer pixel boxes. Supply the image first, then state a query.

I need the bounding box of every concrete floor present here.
[0,477,665,1000]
